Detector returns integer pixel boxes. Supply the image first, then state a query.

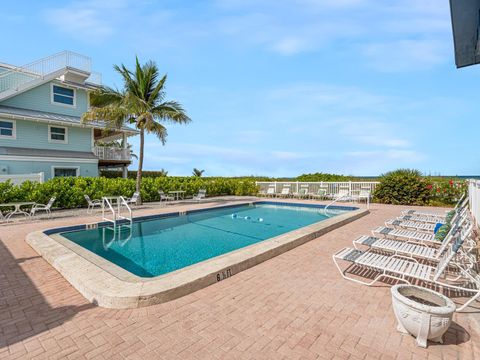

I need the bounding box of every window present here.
[53,167,79,178]
[0,120,15,139]
[48,126,68,143]
[51,85,75,106]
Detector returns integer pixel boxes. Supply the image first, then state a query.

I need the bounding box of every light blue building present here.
[0,51,136,181]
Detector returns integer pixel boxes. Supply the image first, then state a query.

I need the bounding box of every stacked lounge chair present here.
[401,195,468,220]
[332,196,480,312]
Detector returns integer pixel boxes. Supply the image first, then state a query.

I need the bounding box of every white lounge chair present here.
[385,219,440,233]
[354,219,474,265]
[333,232,480,312]
[158,190,174,202]
[126,192,140,205]
[373,226,437,245]
[30,197,56,217]
[296,185,309,199]
[193,189,206,201]
[266,186,276,197]
[84,194,102,214]
[386,206,468,233]
[279,185,291,198]
[373,209,470,247]
[396,213,448,224]
[311,188,328,200]
[401,195,468,219]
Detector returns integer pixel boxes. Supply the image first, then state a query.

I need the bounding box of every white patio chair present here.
[333,229,480,312]
[84,194,102,214]
[193,189,207,201]
[158,190,174,202]
[30,197,56,217]
[352,188,371,204]
[126,192,140,205]
[333,188,351,201]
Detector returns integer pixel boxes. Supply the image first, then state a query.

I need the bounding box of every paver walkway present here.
[0,198,478,359]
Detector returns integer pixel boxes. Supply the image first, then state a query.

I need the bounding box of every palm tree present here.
[82,57,190,203]
[158,168,168,177]
[192,168,205,177]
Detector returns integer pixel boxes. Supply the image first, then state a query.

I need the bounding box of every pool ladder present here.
[101,197,133,249]
[323,193,351,216]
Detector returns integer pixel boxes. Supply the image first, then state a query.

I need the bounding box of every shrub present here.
[373,169,431,205]
[0,177,259,210]
[427,179,467,206]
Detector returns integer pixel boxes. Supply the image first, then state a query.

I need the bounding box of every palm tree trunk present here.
[136,128,145,205]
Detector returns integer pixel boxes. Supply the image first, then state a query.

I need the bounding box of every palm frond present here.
[151,101,191,124]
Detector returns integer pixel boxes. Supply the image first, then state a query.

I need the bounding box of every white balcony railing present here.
[94,146,131,162]
[0,51,100,92]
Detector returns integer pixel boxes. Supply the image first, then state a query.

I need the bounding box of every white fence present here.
[468,180,480,226]
[0,172,44,185]
[255,181,379,196]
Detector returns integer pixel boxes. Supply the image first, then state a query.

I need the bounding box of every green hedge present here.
[0,177,259,209]
[296,172,351,182]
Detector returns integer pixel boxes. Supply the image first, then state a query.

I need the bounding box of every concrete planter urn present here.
[391,284,456,348]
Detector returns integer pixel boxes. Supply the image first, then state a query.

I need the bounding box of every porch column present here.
[122,133,128,179]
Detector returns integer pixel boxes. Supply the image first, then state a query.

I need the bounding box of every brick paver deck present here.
[0,199,479,359]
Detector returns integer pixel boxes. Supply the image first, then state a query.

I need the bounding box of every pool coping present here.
[26,201,369,308]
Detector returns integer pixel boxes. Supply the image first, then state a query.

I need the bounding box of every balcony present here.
[93,146,131,163]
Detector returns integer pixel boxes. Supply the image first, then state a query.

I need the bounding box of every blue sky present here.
[2,0,479,176]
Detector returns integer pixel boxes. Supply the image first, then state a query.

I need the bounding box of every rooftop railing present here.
[0,51,100,92]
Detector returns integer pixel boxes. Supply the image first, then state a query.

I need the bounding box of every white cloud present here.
[42,0,452,71]
[271,37,311,56]
[43,0,129,41]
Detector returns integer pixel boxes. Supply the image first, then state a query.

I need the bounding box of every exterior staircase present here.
[0,51,101,102]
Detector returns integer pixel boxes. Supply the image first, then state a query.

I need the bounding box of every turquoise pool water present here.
[60,203,349,277]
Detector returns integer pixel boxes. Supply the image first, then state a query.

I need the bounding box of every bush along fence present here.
[0,177,259,210]
[372,169,467,206]
[0,169,467,210]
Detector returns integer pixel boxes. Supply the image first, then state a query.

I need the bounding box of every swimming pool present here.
[28,201,367,308]
[60,202,349,277]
